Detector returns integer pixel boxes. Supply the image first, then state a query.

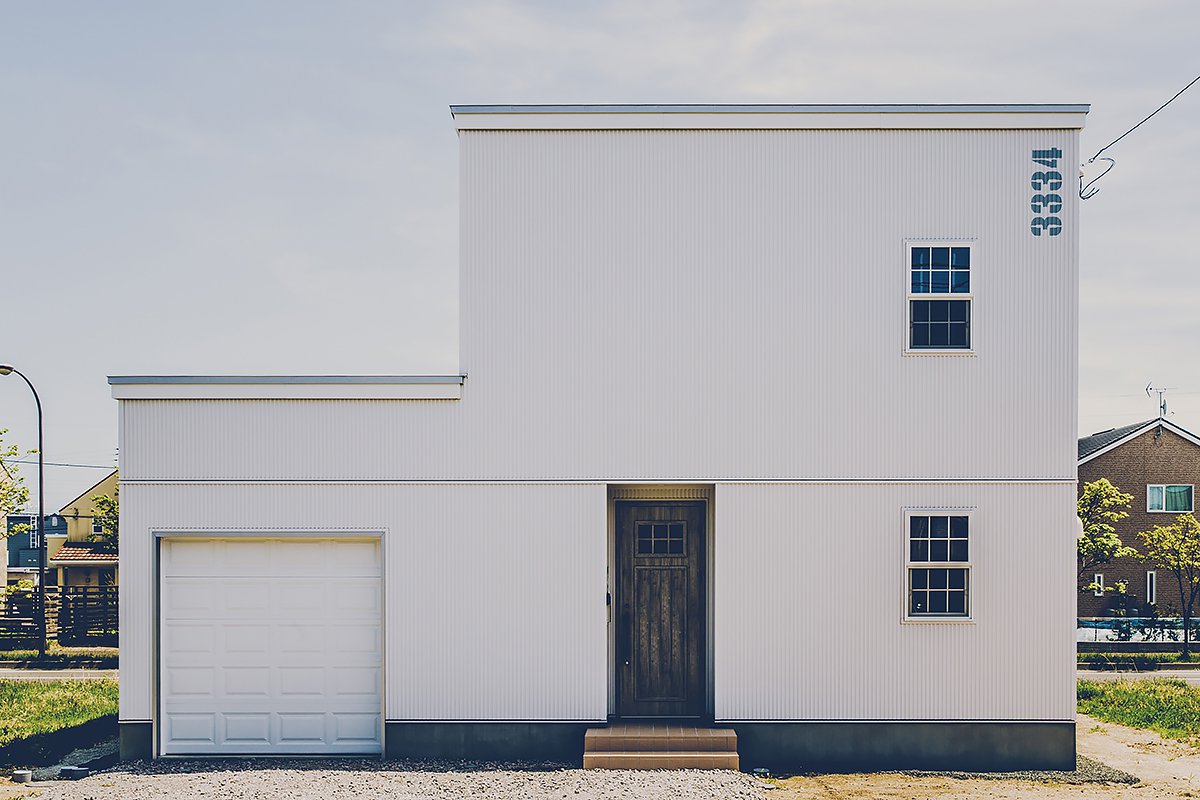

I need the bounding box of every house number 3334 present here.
[1030,148,1063,236]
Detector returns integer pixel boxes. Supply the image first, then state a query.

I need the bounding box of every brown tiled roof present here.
[50,543,117,563]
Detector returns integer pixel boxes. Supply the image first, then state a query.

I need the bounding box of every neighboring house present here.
[109,104,1087,769]
[48,470,118,588]
[1078,418,1200,617]
[5,511,68,585]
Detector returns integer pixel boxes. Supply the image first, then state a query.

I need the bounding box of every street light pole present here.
[0,365,47,657]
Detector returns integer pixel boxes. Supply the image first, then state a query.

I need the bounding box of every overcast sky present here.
[2,1,1199,507]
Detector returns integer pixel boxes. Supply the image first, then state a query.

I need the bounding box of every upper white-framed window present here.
[1146,571,1157,605]
[905,241,974,355]
[1148,484,1193,513]
[92,517,104,535]
[1093,573,1104,597]
[904,508,973,622]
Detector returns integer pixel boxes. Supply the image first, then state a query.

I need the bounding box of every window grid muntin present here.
[635,521,685,556]
[1147,484,1194,513]
[907,243,973,352]
[906,513,971,619]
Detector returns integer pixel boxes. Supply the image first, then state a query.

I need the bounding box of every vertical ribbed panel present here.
[122,128,1078,483]
[713,482,1077,722]
[117,482,607,723]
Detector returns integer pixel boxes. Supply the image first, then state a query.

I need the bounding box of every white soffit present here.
[108,375,465,400]
[450,104,1090,131]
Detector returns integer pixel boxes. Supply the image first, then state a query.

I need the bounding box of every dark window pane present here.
[931,247,950,268]
[910,516,929,537]
[911,540,929,562]
[948,323,969,348]
[949,301,969,322]
[947,591,966,614]
[912,324,929,347]
[951,247,970,268]
[929,300,949,321]
[654,539,668,554]
[912,247,931,268]
[929,592,948,613]
[911,569,928,589]
[930,540,949,561]
[950,517,968,537]
[948,568,967,589]
[951,271,970,292]
[930,517,949,538]
[669,522,684,538]
[929,569,948,589]
[912,272,930,293]
[668,539,683,554]
[949,540,969,561]
[654,523,667,538]
[912,300,930,322]
[910,590,927,614]
[929,324,949,347]
[931,271,950,293]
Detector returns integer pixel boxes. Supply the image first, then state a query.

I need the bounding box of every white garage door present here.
[160,537,382,755]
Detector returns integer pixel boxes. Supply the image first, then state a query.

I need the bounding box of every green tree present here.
[87,473,118,551]
[1078,478,1137,591]
[0,428,31,538]
[1138,514,1200,656]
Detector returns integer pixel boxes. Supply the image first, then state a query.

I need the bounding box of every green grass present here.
[0,644,118,667]
[1077,652,1186,670]
[0,679,118,749]
[1078,678,1200,744]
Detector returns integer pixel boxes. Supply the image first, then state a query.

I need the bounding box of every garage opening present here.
[159,536,382,755]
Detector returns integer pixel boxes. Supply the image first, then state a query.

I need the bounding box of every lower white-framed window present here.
[906,510,971,619]
[1148,484,1193,513]
[1094,573,1104,597]
[1147,571,1157,605]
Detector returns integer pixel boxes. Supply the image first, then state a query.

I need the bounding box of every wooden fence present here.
[0,586,116,649]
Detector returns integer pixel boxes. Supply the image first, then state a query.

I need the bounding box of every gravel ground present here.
[27,759,766,800]
[895,753,1139,784]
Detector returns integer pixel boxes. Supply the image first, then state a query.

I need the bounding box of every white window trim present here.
[1094,573,1104,597]
[902,507,975,624]
[1147,484,1194,513]
[1146,571,1157,605]
[902,239,977,357]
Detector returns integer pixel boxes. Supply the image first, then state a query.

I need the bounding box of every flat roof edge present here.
[451,103,1091,115]
[107,375,466,386]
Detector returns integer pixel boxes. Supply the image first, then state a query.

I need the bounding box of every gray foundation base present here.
[385,722,590,763]
[732,721,1076,772]
[119,722,153,761]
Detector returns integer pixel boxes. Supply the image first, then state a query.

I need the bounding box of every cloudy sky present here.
[2,1,1199,506]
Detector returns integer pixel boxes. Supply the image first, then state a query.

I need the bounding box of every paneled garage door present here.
[160,537,382,755]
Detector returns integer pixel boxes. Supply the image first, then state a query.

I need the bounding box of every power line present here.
[3,459,114,470]
[1080,72,1200,199]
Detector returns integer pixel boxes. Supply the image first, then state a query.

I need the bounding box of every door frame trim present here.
[606,486,714,719]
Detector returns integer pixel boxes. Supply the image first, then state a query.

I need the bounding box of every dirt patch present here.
[765,714,1200,799]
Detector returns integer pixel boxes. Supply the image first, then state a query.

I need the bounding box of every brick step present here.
[584,726,737,753]
[582,750,740,770]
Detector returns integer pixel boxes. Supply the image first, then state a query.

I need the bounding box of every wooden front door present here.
[615,501,706,718]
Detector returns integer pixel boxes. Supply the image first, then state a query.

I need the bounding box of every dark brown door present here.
[615,501,706,718]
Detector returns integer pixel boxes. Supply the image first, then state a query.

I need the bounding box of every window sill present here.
[903,349,976,357]
[1148,509,1194,514]
[902,616,975,625]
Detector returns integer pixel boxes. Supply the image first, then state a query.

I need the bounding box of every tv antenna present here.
[1146,383,1174,419]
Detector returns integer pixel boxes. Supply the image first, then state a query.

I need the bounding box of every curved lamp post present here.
[0,364,47,657]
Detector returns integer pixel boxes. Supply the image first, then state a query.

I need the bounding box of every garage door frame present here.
[153,529,386,758]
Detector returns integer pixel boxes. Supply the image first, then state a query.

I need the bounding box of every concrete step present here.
[583,750,740,770]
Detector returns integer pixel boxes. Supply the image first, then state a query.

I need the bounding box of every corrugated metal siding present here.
[121,128,1078,484]
[713,482,1077,721]
[118,482,607,722]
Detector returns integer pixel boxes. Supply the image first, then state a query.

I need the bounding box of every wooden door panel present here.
[616,501,705,718]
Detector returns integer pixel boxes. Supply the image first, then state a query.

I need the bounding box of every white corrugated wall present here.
[119,482,608,723]
[713,482,1077,721]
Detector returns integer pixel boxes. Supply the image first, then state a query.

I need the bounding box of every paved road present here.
[0,668,117,681]
[1079,668,1200,685]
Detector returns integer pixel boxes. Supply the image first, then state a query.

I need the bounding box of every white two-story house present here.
[111,103,1086,769]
